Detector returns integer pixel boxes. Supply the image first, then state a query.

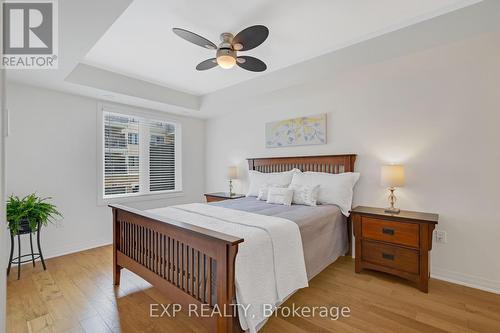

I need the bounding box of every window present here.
[101,109,181,199]
[128,132,138,145]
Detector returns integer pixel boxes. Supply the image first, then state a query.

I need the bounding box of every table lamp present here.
[227,166,238,196]
[381,165,405,214]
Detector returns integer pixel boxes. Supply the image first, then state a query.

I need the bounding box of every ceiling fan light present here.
[217,55,236,69]
[216,48,237,69]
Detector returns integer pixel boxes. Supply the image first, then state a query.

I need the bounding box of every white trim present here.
[96,102,183,205]
[98,102,185,123]
[13,242,113,270]
[138,115,149,194]
[99,190,184,206]
[44,240,111,260]
[431,267,500,295]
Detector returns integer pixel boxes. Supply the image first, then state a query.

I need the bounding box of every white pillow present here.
[246,169,300,197]
[257,185,269,201]
[289,172,360,216]
[288,184,320,206]
[266,187,294,206]
[257,183,285,201]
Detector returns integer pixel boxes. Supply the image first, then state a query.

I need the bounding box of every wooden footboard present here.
[110,154,356,332]
[110,204,244,333]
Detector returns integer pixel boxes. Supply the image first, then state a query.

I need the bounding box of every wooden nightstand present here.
[204,192,245,203]
[351,206,438,292]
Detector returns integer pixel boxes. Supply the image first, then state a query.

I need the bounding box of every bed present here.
[110,154,356,333]
[211,197,348,280]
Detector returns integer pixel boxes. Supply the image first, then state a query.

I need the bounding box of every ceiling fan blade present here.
[196,58,218,71]
[236,56,267,72]
[232,25,269,51]
[172,28,217,50]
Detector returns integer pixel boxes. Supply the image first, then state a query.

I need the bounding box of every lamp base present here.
[385,207,400,214]
[385,187,400,214]
[229,179,234,197]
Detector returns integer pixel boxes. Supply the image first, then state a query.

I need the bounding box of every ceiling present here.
[83,0,481,95]
[6,0,484,117]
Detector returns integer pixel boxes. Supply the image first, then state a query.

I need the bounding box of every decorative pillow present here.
[266,187,294,206]
[246,168,301,197]
[289,172,360,216]
[288,184,320,206]
[257,183,286,201]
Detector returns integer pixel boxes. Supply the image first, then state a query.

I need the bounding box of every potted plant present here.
[6,194,62,235]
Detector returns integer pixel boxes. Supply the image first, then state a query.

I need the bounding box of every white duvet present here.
[147,203,308,332]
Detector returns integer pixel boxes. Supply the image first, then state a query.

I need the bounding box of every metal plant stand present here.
[7,221,46,280]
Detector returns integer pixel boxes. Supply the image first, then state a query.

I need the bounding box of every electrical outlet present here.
[435,230,447,243]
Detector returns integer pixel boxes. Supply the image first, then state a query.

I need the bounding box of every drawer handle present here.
[382,227,395,235]
[382,253,395,260]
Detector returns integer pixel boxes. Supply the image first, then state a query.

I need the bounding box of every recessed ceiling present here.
[83,0,480,95]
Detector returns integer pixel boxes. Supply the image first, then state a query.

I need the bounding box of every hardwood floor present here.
[7,245,500,333]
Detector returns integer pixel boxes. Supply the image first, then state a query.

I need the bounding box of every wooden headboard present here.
[247,154,356,173]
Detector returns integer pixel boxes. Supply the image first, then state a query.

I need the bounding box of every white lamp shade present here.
[227,166,238,179]
[381,165,405,187]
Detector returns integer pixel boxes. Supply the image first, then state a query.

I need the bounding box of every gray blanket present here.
[212,197,347,280]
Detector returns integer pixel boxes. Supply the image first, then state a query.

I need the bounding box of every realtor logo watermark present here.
[150,303,352,321]
[2,0,58,69]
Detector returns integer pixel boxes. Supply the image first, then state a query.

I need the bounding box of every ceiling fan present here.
[172,25,269,72]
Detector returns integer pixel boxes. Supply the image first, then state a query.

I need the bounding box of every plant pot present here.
[16,219,38,235]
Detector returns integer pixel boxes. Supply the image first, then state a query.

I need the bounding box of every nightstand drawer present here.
[362,217,419,248]
[362,240,419,274]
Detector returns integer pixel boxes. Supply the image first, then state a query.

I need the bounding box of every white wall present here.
[5,82,205,259]
[204,30,500,292]
[0,1,7,328]
[1,62,7,333]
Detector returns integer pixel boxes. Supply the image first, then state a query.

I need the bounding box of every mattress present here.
[212,197,348,279]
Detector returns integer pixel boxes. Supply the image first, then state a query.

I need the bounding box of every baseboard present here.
[35,241,500,296]
[43,239,112,260]
[431,267,500,295]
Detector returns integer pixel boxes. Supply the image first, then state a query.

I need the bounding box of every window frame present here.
[97,103,183,205]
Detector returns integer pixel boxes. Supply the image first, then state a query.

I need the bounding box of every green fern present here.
[6,194,62,235]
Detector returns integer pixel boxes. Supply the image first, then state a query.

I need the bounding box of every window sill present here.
[97,190,184,206]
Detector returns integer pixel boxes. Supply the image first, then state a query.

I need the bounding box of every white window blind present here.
[103,111,179,198]
[104,113,140,196]
[148,120,176,192]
